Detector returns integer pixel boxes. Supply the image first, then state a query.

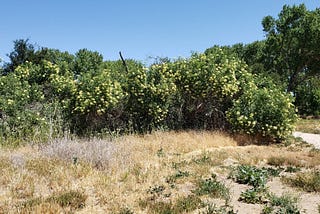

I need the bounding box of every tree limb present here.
[119,51,129,73]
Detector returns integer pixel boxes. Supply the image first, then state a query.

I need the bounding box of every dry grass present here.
[282,170,320,192]
[295,118,320,134]
[0,130,319,213]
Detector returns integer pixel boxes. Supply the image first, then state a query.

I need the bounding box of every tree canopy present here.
[262,4,320,92]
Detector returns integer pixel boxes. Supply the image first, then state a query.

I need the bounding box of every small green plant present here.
[46,190,87,210]
[282,171,320,192]
[201,203,236,214]
[173,195,202,213]
[262,193,300,214]
[146,184,171,201]
[139,195,202,214]
[192,152,212,165]
[239,187,268,204]
[18,190,87,211]
[117,207,134,214]
[171,160,188,169]
[166,170,190,186]
[263,167,284,177]
[157,147,165,157]
[147,185,166,198]
[229,165,269,188]
[285,166,301,173]
[144,201,173,214]
[194,174,230,201]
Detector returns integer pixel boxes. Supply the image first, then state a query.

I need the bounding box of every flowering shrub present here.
[227,85,298,140]
[0,48,298,143]
[0,72,47,143]
[167,50,253,129]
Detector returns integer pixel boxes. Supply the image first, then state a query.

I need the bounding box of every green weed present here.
[192,153,212,165]
[17,190,86,212]
[171,160,188,170]
[46,190,87,210]
[262,193,300,214]
[285,166,301,173]
[239,187,269,204]
[157,148,165,157]
[166,170,190,186]
[139,195,202,214]
[201,203,236,214]
[194,174,230,201]
[262,167,283,177]
[229,165,269,188]
[173,195,202,213]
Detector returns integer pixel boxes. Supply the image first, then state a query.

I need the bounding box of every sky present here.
[0,0,319,64]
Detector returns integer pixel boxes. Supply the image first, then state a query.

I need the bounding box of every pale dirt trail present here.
[293,132,320,149]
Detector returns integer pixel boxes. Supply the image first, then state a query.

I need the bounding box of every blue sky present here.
[1,1,318,64]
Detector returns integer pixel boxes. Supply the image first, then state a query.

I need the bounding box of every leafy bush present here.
[167,50,252,129]
[295,77,320,116]
[124,62,176,132]
[0,44,300,143]
[0,70,47,144]
[69,68,125,133]
[227,84,298,140]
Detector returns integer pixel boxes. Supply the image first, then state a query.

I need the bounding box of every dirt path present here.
[293,132,320,149]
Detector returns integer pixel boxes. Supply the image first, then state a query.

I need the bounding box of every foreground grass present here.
[295,118,320,134]
[0,131,320,213]
[282,171,320,192]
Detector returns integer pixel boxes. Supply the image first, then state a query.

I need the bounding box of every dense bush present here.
[227,81,298,140]
[167,50,253,130]
[69,68,125,133]
[0,69,46,143]
[295,78,320,116]
[0,46,298,144]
